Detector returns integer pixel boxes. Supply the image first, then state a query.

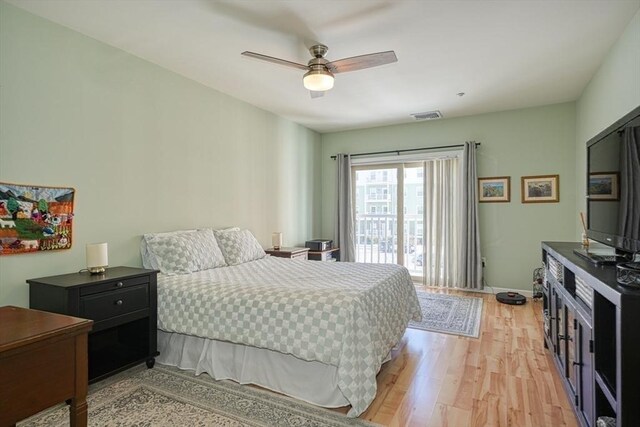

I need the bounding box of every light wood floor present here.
[336,287,579,426]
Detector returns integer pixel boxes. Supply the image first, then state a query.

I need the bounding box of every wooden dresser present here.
[0,306,93,426]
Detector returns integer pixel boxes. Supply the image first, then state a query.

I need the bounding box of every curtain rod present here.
[330,142,480,160]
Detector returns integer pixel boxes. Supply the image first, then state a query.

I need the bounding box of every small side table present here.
[27,266,158,382]
[265,247,310,260]
[308,247,340,262]
[0,306,93,426]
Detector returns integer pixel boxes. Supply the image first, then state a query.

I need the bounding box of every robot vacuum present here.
[496,292,526,305]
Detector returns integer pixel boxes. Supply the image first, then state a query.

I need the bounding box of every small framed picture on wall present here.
[478,176,511,203]
[521,174,559,203]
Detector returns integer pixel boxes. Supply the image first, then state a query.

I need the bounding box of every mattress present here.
[157,256,421,416]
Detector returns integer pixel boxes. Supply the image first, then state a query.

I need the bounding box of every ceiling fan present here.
[241,44,397,97]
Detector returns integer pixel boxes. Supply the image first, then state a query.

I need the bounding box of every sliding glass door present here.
[353,163,425,280]
[354,166,400,265]
[403,164,424,278]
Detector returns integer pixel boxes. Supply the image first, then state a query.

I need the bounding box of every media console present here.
[542,242,640,427]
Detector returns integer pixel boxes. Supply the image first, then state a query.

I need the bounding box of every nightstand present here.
[308,247,340,261]
[27,266,158,383]
[265,247,310,260]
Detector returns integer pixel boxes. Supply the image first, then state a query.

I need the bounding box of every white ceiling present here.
[7,0,640,133]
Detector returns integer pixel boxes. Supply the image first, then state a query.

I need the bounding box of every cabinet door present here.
[543,282,552,347]
[566,305,578,395]
[555,290,565,362]
[577,316,594,427]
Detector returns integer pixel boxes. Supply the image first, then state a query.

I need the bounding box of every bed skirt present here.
[156,330,350,408]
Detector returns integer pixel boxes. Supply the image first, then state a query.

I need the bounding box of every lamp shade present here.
[86,242,108,274]
[272,232,283,250]
[303,70,334,91]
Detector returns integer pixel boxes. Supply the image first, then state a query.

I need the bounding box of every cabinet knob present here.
[558,334,566,340]
[115,299,123,306]
[116,282,124,288]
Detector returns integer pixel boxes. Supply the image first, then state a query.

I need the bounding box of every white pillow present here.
[211,226,240,233]
[214,229,266,266]
[143,229,226,274]
[141,229,196,270]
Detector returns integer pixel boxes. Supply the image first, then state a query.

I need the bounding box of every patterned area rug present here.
[19,365,377,427]
[408,291,483,338]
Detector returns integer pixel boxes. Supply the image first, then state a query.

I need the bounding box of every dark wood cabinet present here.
[27,266,158,383]
[308,247,340,261]
[542,242,640,427]
[265,247,310,260]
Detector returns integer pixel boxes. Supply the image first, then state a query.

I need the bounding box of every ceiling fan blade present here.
[241,51,309,71]
[326,51,397,74]
[310,90,325,99]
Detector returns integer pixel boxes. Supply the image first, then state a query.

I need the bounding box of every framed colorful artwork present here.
[521,175,559,203]
[0,182,75,255]
[588,172,619,201]
[478,176,511,202]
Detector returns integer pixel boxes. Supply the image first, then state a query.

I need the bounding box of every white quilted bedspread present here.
[157,256,421,416]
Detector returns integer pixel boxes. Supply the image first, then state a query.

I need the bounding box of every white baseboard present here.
[416,283,535,298]
[472,286,534,298]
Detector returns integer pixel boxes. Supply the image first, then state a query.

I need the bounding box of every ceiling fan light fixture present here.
[243,44,397,97]
[303,69,334,91]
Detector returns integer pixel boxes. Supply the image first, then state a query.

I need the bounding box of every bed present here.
[142,228,421,417]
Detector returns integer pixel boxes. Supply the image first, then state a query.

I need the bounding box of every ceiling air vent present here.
[410,110,442,120]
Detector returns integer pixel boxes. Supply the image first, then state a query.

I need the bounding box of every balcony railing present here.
[354,214,423,275]
[365,193,390,201]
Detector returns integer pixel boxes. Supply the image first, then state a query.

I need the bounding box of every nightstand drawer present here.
[291,251,308,260]
[80,284,149,321]
[80,275,149,296]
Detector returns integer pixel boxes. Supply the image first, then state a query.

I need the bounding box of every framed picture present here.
[589,172,619,201]
[478,176,511,202]
[0,182,75,255]
[521,175,559,203]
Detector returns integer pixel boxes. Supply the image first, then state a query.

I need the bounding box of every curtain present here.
[619,126,640,239]
[335,154,356,262]
[457,141,483,289]
[423,157,460,287]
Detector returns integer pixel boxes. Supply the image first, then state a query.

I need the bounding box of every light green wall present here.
[0,2,322,307]
[2,2,637,304]
[321,103,577,292]
[575,9,640,237]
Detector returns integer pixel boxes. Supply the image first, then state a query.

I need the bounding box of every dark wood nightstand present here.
[308,247,340,261]
[265,247,310,260]
[27,266,158,383]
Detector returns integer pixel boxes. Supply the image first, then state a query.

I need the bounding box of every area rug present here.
[19,365,378,427]
[408,291,483,338]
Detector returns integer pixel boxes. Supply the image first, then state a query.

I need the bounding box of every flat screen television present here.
[586,105,640,257]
